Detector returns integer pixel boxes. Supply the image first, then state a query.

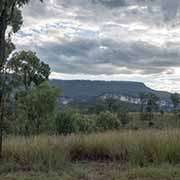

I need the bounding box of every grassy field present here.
[1,163,180,180]
[2,129,180,179]
[126,113,180,129]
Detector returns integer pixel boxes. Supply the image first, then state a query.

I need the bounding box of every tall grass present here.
[3,129,180,169]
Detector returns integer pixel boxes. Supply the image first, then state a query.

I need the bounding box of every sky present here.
[12,0,180,93]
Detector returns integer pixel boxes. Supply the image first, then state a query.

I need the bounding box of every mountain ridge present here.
[50,79,171,101]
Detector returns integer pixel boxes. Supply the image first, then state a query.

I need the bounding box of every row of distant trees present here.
[139,92,180,113]
[89,93,172,115]
[86,92,180,116]
[80,92,180,126]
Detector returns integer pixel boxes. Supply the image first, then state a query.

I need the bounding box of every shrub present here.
[55,109,81,135]
[76,115,96,133]
[96,111,121,131]
[118,112,129,127]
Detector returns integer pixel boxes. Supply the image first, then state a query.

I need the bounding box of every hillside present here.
[50,80,171,101]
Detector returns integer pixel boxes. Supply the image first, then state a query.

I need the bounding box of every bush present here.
[55,109,81,135]
[118,112,129,127]
[76,115,96,133]
[55,109,97,134]
[96,111,121,131]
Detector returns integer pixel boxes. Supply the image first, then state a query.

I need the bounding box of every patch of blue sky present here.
[47,21,76,29]
[17,20,98,39]
[16,31,33,37]
[32,27,48,34]
[44,21,98,38]
[17,27,48,37]
[77,30,98,38]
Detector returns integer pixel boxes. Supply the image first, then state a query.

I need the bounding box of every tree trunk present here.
[0,9,7,159]
[0,12,6,72]
[0,95,4,159]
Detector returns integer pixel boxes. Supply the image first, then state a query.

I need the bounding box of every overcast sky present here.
[12,0,180,92]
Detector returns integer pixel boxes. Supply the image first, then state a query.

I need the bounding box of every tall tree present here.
[139,92,147,112]
[15,82,60,135]
[146,93,159,113]
[146,93,159,123]
[0,0,43,158]
[171,93,179,111]
[8,50,50,90]
[8,51,52,134]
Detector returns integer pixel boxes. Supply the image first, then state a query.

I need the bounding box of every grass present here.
[2,129,180,179]
[3,129,180,167]
[0,163,180,180]
[113,164,180,180]
[68,129,180,164]
[127,113,179,129]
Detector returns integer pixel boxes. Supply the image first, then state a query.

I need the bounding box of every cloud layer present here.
[12,0,180,92]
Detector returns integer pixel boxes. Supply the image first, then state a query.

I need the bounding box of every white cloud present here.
[11,0,180,92]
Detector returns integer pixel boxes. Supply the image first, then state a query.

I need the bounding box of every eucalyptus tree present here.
[0,0,43,158]
[146,93,159,113]
[0,0,42,71]
[170,93,180,123]
[15,82,60,135]
[7,50,57,135]
[0,0,43,79]
[146,93,159,123]
[139,92,148,112]
[171,93,179,111]
[8,50,50,90]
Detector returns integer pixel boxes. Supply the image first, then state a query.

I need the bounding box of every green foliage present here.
[9,7,23,33]
[76,115,96,133]
[146,93,159,113]
[0,0,43,70]
[0,1,43,32]
[0,0,44,158]
[171,93,180,110]
[139,92,148,112]
[4,129,180,168]
[69,129,180,164]
[15,82,60,135]
[55,109,81,135]
[118,111,129,127]
[160,109,165,116]
[50,80,170,103]
[144,94,159,123]
[8,50,51,90]
[96,111,121,131]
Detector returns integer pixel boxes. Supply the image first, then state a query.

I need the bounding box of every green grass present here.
[113,164,180,180]
[0,164,180,180]
[3,129,180,167]
[0,168,85,180]
[68,129,180,164]
[127,113,179,129]
[2,129,180,179]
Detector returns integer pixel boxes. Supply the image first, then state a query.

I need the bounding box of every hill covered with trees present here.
[50,80,171,102]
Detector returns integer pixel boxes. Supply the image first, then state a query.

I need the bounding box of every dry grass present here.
[2,130,180,179]
[2,129,180,169]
